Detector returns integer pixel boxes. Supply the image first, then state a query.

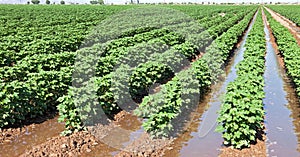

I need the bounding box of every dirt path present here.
[265,7,300,45]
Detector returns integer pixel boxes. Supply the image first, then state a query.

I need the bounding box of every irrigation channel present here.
[1,11,258,156]
[2,10,300,157]
[162,11,258,157]
[262,10,300,157]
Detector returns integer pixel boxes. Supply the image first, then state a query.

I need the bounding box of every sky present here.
[0,0,299,5]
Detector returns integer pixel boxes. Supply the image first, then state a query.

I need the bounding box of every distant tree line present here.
[29,0,105,5]
[29,0,65,4]
[90,0,104,4]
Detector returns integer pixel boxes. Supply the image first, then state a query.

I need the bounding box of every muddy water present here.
[89,11,258,156]
[0,116,64,157]
[164,12,258,157]
[83,113,143,156]
[263,11,300,157]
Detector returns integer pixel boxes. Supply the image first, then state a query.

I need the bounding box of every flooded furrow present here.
[264,7,300,45]
[0,116,64,157]
[262,10,300,157]
[84,113,144,156]
[90,11,260,157]
[164,12,258,157]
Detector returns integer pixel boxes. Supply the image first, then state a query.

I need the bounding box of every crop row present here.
[216,9,265,149]
[0,67,72,127]
[264,8,300,99]
[56,7,256,134]
[95,8,252,77]
[0,6,251,68]
[267,5,300,26]
[0,5,247,63]
[0,6,256,130]
[1,5,250,73]
[134,9,257,137]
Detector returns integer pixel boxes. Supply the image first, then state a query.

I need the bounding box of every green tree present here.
[90,0,104,4]
[98,0,104,4]
[31,0,40,4]
[60,0,65,4]
[46,0,50,4]
[90,0,98,4]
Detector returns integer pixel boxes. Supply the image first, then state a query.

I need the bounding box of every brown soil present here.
[17,110,173,157]
[0,127,28,144]
[219,134,267,157]
[0,111,58,144]
[18,111,130,157]
[106,12,242,156]
[220,11,269,157]
[21,131,98,157]
[1,10,279,157]
[115,134,172,157]
[88,111,173,157]
[265,7,300,45]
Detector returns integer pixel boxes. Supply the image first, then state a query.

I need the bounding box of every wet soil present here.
[115,133,172,157]
[93,11,258,157]
[0,111,58,145]
[164,10,265,157]
[17,110,173,157]
[21,131,99,157]
[87,111,173,157]
[162,87,221,157]
[262,9,300,156]
[0,115,102,157]
[4,8,300,157]
[217,11,267,157]
[265,7,300,45]
[219,135,267,157]
[0,113,65,157]
[18,111,127,157]
[219,8,300,156]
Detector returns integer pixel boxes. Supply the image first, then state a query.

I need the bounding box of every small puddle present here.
[263,10,300,157]
[164,11,258,157]
[83,113,144,156]
[0,109,144,157]
[0,116,65,157]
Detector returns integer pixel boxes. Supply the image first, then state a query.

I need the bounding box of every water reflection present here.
[0,117,64,157]
[164,11,258,157]
[263,10,300,157]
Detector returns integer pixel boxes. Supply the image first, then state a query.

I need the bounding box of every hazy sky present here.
[0,0,299,4]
